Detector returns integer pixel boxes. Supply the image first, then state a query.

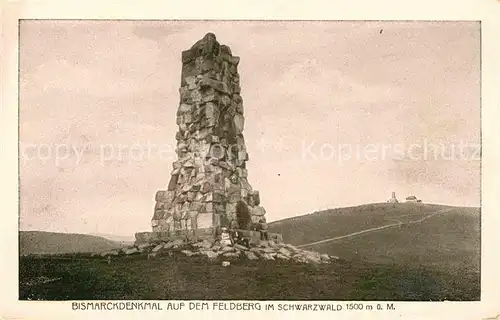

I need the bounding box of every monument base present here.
[135,229,283,245]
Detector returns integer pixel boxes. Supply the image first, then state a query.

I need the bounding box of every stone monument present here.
[137,33,276,243]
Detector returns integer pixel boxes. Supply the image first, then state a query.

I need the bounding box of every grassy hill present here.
[19,250,479,301]
[269,203,480,275]
[18,203,480,300]
[19,231,126,255]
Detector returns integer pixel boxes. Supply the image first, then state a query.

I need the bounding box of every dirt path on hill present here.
[297,208,454,248]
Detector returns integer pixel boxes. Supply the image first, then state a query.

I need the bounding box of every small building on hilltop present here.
[387,192,399,204]
[405,195,422,203]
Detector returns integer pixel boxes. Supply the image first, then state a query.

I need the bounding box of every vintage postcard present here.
[1,0,499,319]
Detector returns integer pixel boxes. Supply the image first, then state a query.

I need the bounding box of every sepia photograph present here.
[17,19,481,302]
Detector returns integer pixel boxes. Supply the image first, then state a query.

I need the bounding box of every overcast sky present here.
[19,20,480,236]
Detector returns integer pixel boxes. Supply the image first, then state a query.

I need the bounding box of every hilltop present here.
[269,203,480,274]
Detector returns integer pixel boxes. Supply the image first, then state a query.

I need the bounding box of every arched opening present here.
[236,201,252,230]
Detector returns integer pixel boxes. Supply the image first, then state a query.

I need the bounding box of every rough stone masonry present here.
[137,33,273,243]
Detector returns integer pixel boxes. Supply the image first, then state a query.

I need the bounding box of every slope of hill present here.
[18,203,480,300]
[19,231,126,255]
[268,203,480,274]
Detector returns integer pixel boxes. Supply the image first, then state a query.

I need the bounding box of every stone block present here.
[233,114,245,134]
[249,190,260,206]
[241,188,249,199]
[213,190,224,203]
[262,253,275,261]
[181,50,195,64]
[231,56,240,66]
[197,212,214,229]
[197,128,210,141]
[224,177,231,190]
[163,241,175,249]
[185,76,197,89]
[175,193,186,203]
[101,250,119,257]
[261,247,277,254]
[202,92,217,103]
[197,227,215,239]
[221,246,234,253]
[181,250,197,257]
[175,131,182,141]
[269,233,283,243]
[237,150,248,161]
[184,159,195,168]
[219,44,232,55]
[223,252,240,258]
[233,84,241,94]
[124,247,139,255]
[234,243,248,251]
[218,161,231,170]
[278,247,292,257]
[162,228,172,238]
[155,190,166,202]
[152,243,164,252]
[226,202,237,214]
[244,251,259,260]
[178,103,192,114]
[250,206,266,217]
[190,89,202,103]
[194,239,213,249]
[187,191,196,201]
[181,201,190,212]
[205,202,214,212]
[200,76,230,94]
[220,95,231,107]
[135,232,153,244]
[232,93,242,103]
[168,174,179,191]
[138,243,151,250]
[227,192,241,204]
[240,178,252,191]
[204,102,218,119]
[250,215,261,224]
[236,167,247,178]
[154,201,165,211]
[200,59,219,72]
[276,253,290,260]
[189,201,202,211]
[212,213,221,229]
[209,145,225,160]
[320,254,331,262]
[201,181,212,193]
[173,203,182,216]
[229,64,237,75]
[179,86,191,102]
[204,192,213,202]
[204,251,219,259]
